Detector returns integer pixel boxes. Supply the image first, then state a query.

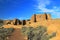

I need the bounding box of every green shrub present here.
[0,27,14,40]
[21,26,56,40]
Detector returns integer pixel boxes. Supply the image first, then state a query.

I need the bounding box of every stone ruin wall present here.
[4,13,51,25]
[30,13,51,22]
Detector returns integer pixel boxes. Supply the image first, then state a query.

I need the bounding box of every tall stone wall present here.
[46,14,51,20]
[30,14,36,22]
[30,13,51,22]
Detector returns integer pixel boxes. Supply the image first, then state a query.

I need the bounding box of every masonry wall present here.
[4,14,51,25]
[30,14,51,22]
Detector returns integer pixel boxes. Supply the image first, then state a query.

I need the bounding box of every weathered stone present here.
[12,19,22,25]
[31,13,51,22]
[4,13,51,25]
[22,20,26,25]
[46,14,51,20]
[4,20,11,25]
[30,14,36,22]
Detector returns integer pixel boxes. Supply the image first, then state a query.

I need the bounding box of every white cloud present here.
[35,0,60,18]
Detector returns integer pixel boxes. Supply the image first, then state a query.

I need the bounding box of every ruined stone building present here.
[4,13,51,25]
[3,13,60,40]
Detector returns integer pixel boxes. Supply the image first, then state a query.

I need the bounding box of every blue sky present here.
[0,0,60,20]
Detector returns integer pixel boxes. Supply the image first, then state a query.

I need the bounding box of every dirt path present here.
[8,28,26,40]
